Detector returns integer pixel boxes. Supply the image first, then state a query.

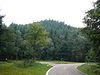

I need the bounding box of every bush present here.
[23,59,35,67]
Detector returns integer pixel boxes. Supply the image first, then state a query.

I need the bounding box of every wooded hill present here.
[0,20,91,62]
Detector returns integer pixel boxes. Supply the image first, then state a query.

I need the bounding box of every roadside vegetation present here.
[78,63,100,75]
[0,61,51,75]
[38,60,79,64]
[81,0,100,74]
[51,61,79,64]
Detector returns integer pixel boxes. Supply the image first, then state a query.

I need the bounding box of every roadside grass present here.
[37,60,79,64]
[0,61,51,75]
[77,63,100,75]
[50,61,79,64]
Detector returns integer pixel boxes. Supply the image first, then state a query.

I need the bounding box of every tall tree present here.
[0,15,4,35]
[83,0,100,64]
[26,22,51,59]
[0,20,16,60]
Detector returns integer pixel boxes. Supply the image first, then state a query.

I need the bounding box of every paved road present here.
[47,63,85,75]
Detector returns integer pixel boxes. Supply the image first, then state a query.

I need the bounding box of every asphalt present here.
[47,63,85,75]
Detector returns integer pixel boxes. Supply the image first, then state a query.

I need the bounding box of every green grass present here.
[0,61,51,75]
[37,60,79,64]
[78,63,100,75]
[50,61,79,64]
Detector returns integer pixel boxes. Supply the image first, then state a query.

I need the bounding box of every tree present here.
[9,23,23,60]
[0,26,16,60]
[86,49,96,62]
[26,22,51,59]
[83,0,100,64]
[0,15,4,35]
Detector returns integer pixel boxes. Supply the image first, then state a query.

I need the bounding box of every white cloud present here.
[0,0,97,27]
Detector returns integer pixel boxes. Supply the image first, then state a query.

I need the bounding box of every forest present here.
[0,18,91,62]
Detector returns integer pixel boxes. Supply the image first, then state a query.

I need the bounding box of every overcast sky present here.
[0,0,97,27]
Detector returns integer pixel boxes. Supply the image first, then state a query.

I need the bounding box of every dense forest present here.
[0,18,91,62]
[41,20,91,61]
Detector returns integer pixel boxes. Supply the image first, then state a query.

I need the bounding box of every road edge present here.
[75,63,87,75]
[46,66,54,75]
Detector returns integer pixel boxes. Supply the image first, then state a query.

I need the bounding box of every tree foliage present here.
[0,16,16,60]
[0,19,91,62]
[83,0,100,63]
[26,22,51,59]
[41,20,90,61]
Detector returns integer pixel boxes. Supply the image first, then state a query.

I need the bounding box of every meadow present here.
[0,61,51,75]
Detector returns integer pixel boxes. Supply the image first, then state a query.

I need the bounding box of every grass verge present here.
[37,60,79,64]
[77,63,100,75]
[0,61,51,75]
[51,61,79,64]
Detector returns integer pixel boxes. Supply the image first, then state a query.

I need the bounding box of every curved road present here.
[46,63,85,75]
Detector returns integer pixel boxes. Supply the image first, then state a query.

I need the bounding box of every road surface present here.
[46,63,85,75]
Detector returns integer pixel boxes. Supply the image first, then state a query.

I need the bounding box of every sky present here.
[0,0,97,27]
